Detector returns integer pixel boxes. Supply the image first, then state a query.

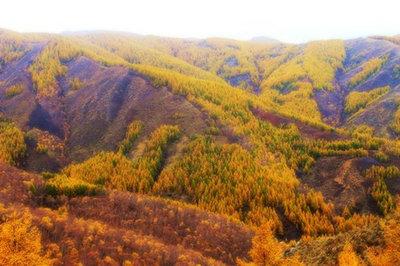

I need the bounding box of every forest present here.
[1,28,400,265]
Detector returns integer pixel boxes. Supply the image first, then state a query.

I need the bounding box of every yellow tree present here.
[338,242,363,266]
[241,222,303,266]
[0,208,51,266]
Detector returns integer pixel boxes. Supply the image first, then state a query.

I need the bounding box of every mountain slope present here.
[0,162,252,265]
[2,29,400,265]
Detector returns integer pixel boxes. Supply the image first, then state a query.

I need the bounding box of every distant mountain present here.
[250,35,281,43]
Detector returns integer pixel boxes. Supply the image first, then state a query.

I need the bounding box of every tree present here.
[243,222,303,266]
[0,208,51,266]
[338,242,363,266]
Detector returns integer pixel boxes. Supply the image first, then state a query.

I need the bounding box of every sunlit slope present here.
[81,34,345,125]
[76,32,225,83]
[84,33,400,137]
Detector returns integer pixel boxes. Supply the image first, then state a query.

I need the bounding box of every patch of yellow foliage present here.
[345,86,389,115]
[0,122,26,166]
[348,57,386,87]
[262,40,345,90]
[0,205,51,266]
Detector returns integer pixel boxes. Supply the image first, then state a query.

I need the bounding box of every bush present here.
[69,78,84,91]
[45,175,104,197]
[4,84,24,99]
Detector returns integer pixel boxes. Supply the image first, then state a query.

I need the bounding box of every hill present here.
[250,36,281,44]
[0,162,252,265]
[1,28,400,265]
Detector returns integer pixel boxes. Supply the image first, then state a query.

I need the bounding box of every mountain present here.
[250,36,281,44]
[1,28,400,265]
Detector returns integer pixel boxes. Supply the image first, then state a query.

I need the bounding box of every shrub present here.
[69,78,84,91]
[4,84,24,99]
[45,175,104,197]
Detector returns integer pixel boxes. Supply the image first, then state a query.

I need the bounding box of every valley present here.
[1,28,400,265]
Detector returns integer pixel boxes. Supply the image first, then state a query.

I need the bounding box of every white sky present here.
[1,0,399,43]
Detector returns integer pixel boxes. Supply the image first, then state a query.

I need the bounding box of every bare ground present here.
[300,156,380,214]
[251,107,345,141]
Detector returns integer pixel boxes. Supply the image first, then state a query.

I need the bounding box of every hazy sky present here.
[1,0,399,43]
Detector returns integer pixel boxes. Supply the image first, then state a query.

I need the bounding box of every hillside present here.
[0,162,252,265]
[1,28,400,265]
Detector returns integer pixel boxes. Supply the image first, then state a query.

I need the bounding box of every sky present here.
[1,0,399,43]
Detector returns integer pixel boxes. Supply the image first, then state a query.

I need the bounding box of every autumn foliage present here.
[0,121,26,166]
[345,86,389,115]
[348,57,386,87]
[1,29,400,265]
[0,205,51,266]
[337,242,362,266]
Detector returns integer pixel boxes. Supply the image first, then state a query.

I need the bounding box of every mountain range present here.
[1,28,400,265]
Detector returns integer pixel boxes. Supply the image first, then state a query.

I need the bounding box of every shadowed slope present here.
[63,56,213,160]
